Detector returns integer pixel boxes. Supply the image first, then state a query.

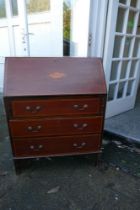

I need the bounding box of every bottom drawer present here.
[13,135,101,157]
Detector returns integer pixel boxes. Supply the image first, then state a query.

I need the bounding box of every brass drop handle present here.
[25,105,41,113]
[27,125,42,132]
[73,123,88,130]
[30,144,43,151]
[73,104,88,110]
[73,142,86,149]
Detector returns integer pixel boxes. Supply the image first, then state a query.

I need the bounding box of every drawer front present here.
[11,98,102,117]
[13,135,101,157]
[9,117,103,137]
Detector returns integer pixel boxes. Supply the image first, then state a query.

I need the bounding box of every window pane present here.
[133,38,140,57]
[26,0,50,13]
[127,11,136,34]
[11,0,18,16]
[0,0,6,18]
[119,0,127,4]
[127,80,134,96]
[113,36,123,58]
[108,83,116,101]
[116,8,126,32]
[110,61,120,81]
[120,61,129,79]
[129,61,138,77]
[117,82,126,98]
[136,14,140,35]
[130,0,138,8]
[123,37,133,57]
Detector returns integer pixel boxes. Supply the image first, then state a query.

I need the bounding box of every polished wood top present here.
[4,57,106,97]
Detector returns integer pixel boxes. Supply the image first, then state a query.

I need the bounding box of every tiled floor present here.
[105,88,140,144]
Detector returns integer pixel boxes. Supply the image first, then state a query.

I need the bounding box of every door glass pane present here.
[119,0,127,4]
[11,0,18,16]
[127,11,136,34]
[117,82,126,98]
[120,61,129,79]
[130,0,138,8]
[123,37,133,57]
[26,0,50,14]
[113,36,123,58]
[136,14,140,35]
[0,0,6,18]
[133,38,140,57]
[127,80,134,96]
[108,83,116,101]
[129,60,138,77]
[110,61,120,81]
[116,7,126,33]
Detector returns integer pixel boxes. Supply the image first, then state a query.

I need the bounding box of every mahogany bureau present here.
[3,57,107,171]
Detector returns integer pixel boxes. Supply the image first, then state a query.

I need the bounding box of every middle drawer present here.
[9,117,103,137]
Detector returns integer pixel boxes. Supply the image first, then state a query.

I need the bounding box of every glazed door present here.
[104,0,140,118]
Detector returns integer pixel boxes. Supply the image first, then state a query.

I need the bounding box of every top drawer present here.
[11,98,102,118]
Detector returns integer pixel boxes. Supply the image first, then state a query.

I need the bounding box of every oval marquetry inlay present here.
[49,72,66,79]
